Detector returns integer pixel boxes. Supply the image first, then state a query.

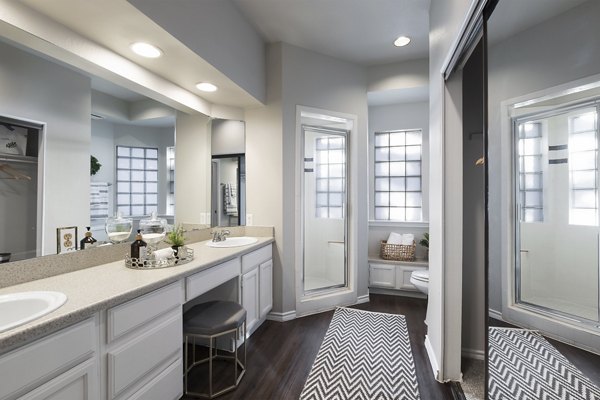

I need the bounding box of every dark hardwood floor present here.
[489,318,600,387]
[181,294,454,400]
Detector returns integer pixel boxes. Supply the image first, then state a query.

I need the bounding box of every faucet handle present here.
[221,230,231,240]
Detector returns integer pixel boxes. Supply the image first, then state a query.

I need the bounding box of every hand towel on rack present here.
[90,182,109,219]
[223,183,238,215]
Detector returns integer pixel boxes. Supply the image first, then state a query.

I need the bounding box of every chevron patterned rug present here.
[299,307,420,400]
[489,327,600,400]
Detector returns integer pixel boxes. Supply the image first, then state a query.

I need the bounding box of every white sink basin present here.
[206,236,258,248]
[0,291,67,333]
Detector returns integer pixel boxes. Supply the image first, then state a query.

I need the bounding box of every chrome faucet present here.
[211,229,231,242]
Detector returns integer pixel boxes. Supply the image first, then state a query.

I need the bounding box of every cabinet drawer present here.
[0,318,96,400]
[107,282,183,343]
[369,263,396,288]
[18,358,98,400]
[107,310,181,399]
[186,258,241,301]
[128,358,182,400]
[241,244,272,274]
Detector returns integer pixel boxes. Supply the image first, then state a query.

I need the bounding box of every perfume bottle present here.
[130,229,147,264]
[80,226,97,250]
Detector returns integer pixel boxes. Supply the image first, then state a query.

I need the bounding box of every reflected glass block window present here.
[315,136,346,219]
[374,130,422,221]
[116,146,159,217]
[569,110,598,226]
[166,146,175,215]
[518,121,544,222]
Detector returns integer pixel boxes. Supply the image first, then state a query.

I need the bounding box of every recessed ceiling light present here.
[130,42,162,58]
[394,36,411,47]
[196,82,218,92]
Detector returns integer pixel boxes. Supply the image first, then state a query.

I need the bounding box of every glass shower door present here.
[302,126,347,294]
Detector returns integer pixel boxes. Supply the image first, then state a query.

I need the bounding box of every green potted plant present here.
[166,224,186,260]
[90,155,101,176]
[419,232,429,260]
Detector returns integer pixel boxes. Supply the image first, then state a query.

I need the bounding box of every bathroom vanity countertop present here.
[0,236,274,355]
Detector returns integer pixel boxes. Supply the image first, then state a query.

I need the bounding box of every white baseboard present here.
[368,287,426,299]
[488,308,503,321]
[356,294,370,304]
[461,347,485,360]
[424,335,440,381]
[266,310,297,322]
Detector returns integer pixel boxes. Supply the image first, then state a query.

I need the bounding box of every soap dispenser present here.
[130,229,147,264]
[80,226,97,250]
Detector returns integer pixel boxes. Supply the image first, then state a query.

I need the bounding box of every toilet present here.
[410,270,429,295]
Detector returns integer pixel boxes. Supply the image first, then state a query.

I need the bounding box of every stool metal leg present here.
[209,336,213,397]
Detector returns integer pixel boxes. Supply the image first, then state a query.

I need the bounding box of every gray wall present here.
[212,119,245,156]
[0,40,91,256]
[281,42,369,311]
[246,42,368,315]
[488,0,600,312]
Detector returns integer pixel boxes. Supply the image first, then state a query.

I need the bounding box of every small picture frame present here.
[57,226,78,254]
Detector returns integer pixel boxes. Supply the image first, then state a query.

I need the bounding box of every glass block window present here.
[518,122,544,222]
[166,146,175,215]
[116,146,159,216]
[569,110,598,226]
[315,136,346,219]
[374,130,422,221]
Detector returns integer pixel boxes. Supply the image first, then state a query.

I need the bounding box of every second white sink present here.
[0,291,67,333]
[206,236,258,248]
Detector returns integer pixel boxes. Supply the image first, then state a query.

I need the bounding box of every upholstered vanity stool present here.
[183,300,247,398]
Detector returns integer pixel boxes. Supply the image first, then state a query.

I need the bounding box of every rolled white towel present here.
[401,234,414,245]
[387,232,403,245]
[154,247,174,260]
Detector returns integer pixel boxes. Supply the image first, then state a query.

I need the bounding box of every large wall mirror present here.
[487,0,600,397]
[0,37,216,263]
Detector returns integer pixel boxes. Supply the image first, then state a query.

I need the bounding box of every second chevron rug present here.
[299,307,420,400]
[489,327,600,400]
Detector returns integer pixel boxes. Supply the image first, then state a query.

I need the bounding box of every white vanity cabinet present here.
[241,244,273,335]
[0,318,99,400]
[104,281,183,400]
[369,259,428,295]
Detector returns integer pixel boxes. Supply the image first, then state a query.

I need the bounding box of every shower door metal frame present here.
[513,99,600,327]
[300,124,349,296]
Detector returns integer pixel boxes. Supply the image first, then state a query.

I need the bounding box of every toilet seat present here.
[411,270,429,283]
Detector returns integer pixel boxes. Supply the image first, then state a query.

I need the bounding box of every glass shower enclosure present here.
[515,103,600,325]
[302,125,348,294]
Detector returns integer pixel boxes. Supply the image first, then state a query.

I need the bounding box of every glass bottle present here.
[130,229,147,265]
[80,226,97,250]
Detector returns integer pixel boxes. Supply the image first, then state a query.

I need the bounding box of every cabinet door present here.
[369,263,396,288]
[396,265,424,291]
[241,267,259,334]
[259,259,273,319]
[19,359,98,400]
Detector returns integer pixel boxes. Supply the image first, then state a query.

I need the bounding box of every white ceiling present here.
[10,0,591,109]
[232,0,431,66]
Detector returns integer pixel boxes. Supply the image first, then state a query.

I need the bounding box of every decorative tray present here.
[125,247,194,269]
